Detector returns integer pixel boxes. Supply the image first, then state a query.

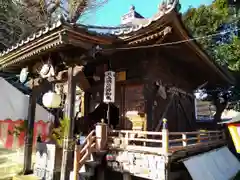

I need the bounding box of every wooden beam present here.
[27,65,90,91]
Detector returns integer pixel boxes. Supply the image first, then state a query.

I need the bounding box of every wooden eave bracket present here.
[128,26,172,45]
[28,65,90,92]
[50,65,90,91]
[61,28,115,49]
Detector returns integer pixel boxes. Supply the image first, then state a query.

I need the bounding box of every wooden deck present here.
[73,124,226,180]
[76,128,225,157]
[105,129,226,180]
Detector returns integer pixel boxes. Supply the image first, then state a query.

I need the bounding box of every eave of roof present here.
[0,20,117,70]
[171,12,235,85]
[0,20,62,57]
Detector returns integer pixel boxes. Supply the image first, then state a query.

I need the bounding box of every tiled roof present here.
[0,20,62,57]
[0,1,178,57]
[0,18,119,69]
[0,19,120,58]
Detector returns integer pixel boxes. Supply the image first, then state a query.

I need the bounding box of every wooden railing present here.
[72,121,108,180]
[71,120,226,180]
[73,130,96,180]
[108,129,225,154]
[108,130,162,147]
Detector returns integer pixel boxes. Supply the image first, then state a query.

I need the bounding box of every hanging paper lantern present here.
[19,67,29,83]
[42,91,61,108]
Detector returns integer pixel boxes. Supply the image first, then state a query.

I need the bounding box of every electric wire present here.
[1,22,239,95]
[99,27,240,51]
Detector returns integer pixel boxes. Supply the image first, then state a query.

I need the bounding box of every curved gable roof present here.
[109,0,234,85]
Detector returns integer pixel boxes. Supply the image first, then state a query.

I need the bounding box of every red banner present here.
[0,119,50,149]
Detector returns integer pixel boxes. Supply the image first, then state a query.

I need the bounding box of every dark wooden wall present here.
[116,48,196,132]
[118,48,195,132]
[86,47,198,132]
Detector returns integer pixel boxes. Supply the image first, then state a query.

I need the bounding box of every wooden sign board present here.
[33,143,60,180]
[103,71,116,103]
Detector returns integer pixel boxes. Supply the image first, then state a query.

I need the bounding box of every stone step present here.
[0,163,22,180]
[79,172,94,180]
[81,160,100,175]
[70,171,93,180]
[70,159,101,180]
[69,150,107,180]
[12,175,40,180]
[92,151,107,162]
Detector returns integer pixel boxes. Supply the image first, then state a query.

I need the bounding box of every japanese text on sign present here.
[107,150,166,180]
[103,71,115,103]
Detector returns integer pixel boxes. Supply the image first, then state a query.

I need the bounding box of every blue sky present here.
[80,0,213,26]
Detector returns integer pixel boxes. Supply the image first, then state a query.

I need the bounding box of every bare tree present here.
[0,0,108,51]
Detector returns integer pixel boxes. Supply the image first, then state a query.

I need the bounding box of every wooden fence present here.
[73,122,226,180]
[108,129,225,154]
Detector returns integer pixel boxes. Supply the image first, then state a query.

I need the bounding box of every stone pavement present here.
[0,148,36,180]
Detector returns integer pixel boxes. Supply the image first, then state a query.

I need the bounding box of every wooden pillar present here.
[95,120,108,180]
[162,118,169,155]
[81,91,85,116]
[95,120,108,151]
[73,142,80,180]
[121,84,126,129]
[143,80,154,131]
[84,92,90,116]
[162,118,170,180]
[23,81,37,174]
[60,66,76,180]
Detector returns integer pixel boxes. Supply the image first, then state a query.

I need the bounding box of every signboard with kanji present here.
[107,150,166,180]
[103,71,115,103]
[34,143,58,180]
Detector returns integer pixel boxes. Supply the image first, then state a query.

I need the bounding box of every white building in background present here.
[0,77,54,149]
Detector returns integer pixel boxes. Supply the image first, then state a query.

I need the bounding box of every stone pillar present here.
[95,120,108,151]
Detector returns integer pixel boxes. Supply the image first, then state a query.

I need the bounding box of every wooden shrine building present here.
[0,0,234,134]
[0,0,236,179]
